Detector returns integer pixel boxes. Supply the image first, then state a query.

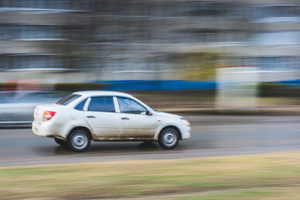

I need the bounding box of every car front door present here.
[117,97,156,139]
[84,96,120,139]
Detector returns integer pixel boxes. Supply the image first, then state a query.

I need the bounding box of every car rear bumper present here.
[32,120,65,140]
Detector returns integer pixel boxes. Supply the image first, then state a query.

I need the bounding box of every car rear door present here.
[83,96,120,139]
[116,97,156,139]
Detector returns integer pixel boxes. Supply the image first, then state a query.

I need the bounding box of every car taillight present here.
[43,111,56,121]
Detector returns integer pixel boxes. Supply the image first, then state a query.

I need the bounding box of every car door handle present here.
[121,117,129,120]
[87,115,96,118]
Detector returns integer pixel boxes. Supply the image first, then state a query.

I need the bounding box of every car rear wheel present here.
[158,128,179,149]
[67,130,90,152]
[54,138,67,146]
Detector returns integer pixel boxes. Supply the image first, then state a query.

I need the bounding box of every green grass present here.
[1,152,300,199]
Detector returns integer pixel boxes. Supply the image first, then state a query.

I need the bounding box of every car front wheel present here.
[158,128,179,149]
[67,130,90,152]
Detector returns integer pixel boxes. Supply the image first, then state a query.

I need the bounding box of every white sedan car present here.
[32,91,191,152]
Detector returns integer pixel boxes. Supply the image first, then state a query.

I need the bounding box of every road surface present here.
[1,116,300,167]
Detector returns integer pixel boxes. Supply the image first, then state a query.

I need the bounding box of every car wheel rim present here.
[163,132,177,147]
[72,133,88,150]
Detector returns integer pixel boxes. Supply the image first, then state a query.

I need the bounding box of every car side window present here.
[74,98,88,111]
[88,97,115,112]
[117,97,147,115]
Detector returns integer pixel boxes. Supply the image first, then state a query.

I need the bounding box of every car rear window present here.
[56,94,81,106]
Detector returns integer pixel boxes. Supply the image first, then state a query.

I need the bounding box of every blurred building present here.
[0,0,300,83]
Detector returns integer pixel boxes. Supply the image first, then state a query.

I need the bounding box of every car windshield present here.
[56,94,81,106]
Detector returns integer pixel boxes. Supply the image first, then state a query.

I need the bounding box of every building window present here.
[251,5,300,22]
[257,57,300,71]
[0,25,65,40]
[0,0,92,11]
[165,2,226,17]
[0,55,68,70]
[252,31,300,45]
[163,30,248,44]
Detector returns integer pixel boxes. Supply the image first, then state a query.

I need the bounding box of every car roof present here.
[73,91,133,98]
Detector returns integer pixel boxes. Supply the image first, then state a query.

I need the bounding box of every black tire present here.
[54,138,67,147]
[67,129,90,152]
[158,128,179,149]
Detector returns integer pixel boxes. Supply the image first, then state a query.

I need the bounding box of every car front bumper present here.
[180,125,191,140]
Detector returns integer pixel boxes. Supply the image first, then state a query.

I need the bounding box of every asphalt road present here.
[1,116,300,167]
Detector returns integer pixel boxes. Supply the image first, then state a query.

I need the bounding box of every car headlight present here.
[180,117,190,126]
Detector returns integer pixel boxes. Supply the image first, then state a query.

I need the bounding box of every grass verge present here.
[1,152,300,199]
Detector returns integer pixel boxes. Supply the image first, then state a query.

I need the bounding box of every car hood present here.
[154,111,182,120]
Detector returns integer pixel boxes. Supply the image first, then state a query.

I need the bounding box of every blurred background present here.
[1,0,300,124]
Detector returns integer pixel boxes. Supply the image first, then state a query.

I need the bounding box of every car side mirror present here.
[146,110,152,116]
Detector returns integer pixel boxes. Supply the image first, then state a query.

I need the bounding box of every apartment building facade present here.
[0,0,299,83]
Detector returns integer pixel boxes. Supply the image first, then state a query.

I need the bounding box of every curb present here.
[158,107,300,116]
